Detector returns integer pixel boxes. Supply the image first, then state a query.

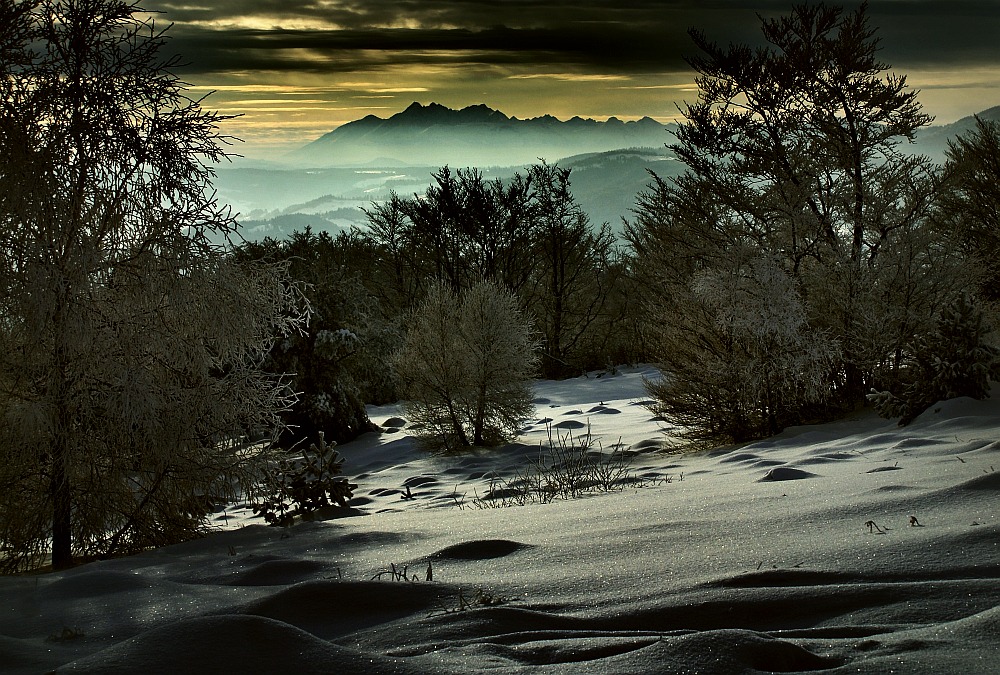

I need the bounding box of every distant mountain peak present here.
[295,102,675,167]
[382,102,510,126]
[908,103,1000,161]
[341,102,665,130]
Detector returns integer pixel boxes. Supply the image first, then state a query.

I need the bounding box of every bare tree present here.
[361,167,537,308]
[673,1,940,401]
[936,116,1000,300]
[0,0,304,571]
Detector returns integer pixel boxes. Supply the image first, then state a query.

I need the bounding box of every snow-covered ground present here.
[2,365,998,673]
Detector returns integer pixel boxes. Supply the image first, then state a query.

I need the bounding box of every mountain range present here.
[218,103,1000,242]
[908,105,1000,161]
[289,101,1000,169]
[291,102,676,167]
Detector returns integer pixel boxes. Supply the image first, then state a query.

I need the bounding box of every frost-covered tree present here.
[395,280,538,451]
[646,254,839,441]
[663,3,938,397]
[870,294,1000,425]
[394,282,467,449]
[629,2,972,439]
[0,0,304,571]
[458,281,540,445]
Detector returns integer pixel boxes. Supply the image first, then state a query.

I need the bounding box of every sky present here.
[152,1,1000,158]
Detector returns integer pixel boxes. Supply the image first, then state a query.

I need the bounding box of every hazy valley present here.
[216,102,1000,242]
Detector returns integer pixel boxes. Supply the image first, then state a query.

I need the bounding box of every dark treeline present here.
[239,95,1000,447]
[360,162,633,377]
[236,162,640,447]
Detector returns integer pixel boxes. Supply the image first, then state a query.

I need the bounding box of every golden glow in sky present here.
[155,1,1000,158]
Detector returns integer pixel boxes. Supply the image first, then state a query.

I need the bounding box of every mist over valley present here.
[216,102,1000,242]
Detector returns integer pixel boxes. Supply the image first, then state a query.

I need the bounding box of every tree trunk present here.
[49,367,74,568]
[50,423,72,570]
[843,362,867,408]
[547,239,566,378]
[49,280,75,570]
[473,388,487,446]
[446,400,470,448]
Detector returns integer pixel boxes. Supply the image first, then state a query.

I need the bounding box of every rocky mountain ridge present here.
[292,102,675,167]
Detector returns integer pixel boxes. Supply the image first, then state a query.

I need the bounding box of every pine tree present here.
[236,229,386,446]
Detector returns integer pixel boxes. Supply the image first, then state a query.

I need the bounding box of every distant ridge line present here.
[293,102,674,168]
[326,101,664,133]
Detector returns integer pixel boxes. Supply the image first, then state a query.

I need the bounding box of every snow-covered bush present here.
[870,294,1000,425]
[646,255,839,442]
[395,280,539,451]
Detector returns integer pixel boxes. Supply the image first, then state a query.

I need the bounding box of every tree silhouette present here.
[630,1,972,439]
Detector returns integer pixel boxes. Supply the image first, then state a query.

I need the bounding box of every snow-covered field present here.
[2,365,998,673]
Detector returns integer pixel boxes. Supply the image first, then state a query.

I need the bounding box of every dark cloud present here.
[143,1,1000,152]
[157,1,770,76]
[155,1,770,29]
[156,0,1000,78]
[166,24,697,75]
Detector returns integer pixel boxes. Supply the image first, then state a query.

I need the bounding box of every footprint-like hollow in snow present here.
[403,475,438,488]
[432,539,533,560]
[757,467,818,482]
[631,438,666,452]
[587,405,621,414]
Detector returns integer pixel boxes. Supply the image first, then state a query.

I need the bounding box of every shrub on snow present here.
[646,255,839,442]
[395,280,539,451]
[870,294,1000,425]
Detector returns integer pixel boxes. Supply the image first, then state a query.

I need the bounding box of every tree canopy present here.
[0,0,304,571]
[628,1,977,440]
